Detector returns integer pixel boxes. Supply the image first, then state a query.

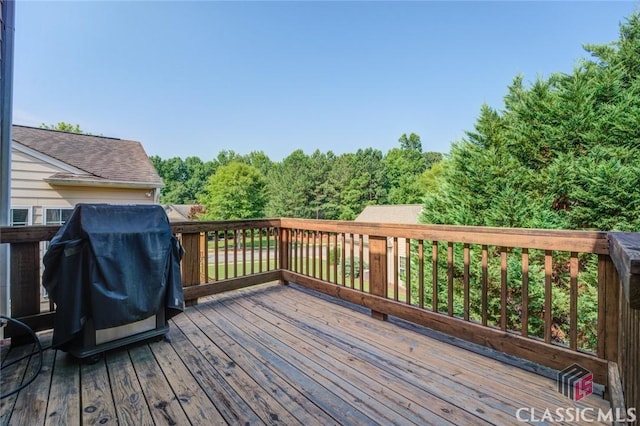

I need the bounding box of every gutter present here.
[44,177,164,190]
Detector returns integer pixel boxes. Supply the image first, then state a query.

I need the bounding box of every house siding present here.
[11,149,154,225]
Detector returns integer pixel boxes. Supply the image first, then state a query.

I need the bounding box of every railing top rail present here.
[170,218,281,233]
[1,217,610,254]
[279,218,610,254]
[0,225,61,243]
[0,219,283,244]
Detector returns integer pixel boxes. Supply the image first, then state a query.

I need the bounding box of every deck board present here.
[1,283,613,425]
[105,349,154,425]
[45,350,81,426]
[255,286,606,413]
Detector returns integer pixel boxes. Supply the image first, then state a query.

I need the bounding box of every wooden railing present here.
[609,233,640,417]
[170,219,281,304]
[278,219,615,383]
[0,219,282,335]
[1,218,638,412]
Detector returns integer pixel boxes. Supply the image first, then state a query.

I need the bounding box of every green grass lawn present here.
[207,259,277,279]
[207,236,276,251]
[206,256,416,303]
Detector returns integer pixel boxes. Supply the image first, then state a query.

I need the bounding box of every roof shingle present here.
[12,125,162,186]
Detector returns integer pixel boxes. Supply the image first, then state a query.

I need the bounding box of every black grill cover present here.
[43,204,184,349]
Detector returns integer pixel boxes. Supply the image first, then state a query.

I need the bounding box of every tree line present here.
[152,13,640,233]
[414,13,640,351]
[150,12,640,351]
[150,133,443,221]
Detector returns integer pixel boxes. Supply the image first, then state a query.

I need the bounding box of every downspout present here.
[0,0,16,322]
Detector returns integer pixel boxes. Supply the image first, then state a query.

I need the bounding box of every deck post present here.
[608,232,640,418]
[8,242,41,342]
[199,232,208,283]
[369,235,388,321]
[10,242,41,317]
[279,226,289,285]
[180,232,201,306]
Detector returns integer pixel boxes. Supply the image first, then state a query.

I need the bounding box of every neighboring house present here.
[163,204,201,222]
[10,125,163,226]
[354,204,423,288]
[354,204,422,225]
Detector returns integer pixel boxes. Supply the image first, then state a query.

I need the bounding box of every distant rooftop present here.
[354,204,422,224]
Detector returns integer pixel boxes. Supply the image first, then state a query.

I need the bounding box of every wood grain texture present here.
[2,284,613,426]
[284,271,610,385]
[10,242,41,318]
[104,350,154,426]
[45,352,81,426]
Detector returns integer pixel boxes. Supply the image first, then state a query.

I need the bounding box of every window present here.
[399,256,407,280]
[44,208,73,225]
[10,207,31,226]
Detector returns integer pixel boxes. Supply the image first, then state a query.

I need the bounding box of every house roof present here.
[12,125,163,188]
[354,204,423,224]
[164,204,199,221]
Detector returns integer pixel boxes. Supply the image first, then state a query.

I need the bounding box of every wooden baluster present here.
[233,229,238,278]
[481,245,488,326]
[463,244,470,321]
[448,242,454,317]
[393,237,399,301]
[500,248,508,331]
[418,240,424,308]
[266,228,272,271]
[405,239,411,305]
[521,248,529,337]
[305,230,310,276]
[569,252,578,350]
[341,233,346,286]
[242,229,247,276]
[359,234,364,292]
[544,250,553,344]
[250,229,255,275]
[349,233,355,288]
[333,233,338,285]
[312,231,317,278]
[431,241,437,312]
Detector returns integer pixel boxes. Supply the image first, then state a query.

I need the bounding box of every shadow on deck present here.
[1,283,611,425]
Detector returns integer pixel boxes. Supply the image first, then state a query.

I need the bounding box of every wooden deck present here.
[1,283,612,425]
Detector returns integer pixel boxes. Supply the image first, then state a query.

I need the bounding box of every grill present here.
[42,204,184,359]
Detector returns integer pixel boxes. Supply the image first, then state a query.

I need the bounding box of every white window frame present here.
[399,256,407,279]
[43,206,74,225]
[9,206,33,226]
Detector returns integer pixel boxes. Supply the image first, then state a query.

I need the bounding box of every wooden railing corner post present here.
[369,235,388,321]
[180,232,201,306]
[608,232,640,418]
[8,241,42,343]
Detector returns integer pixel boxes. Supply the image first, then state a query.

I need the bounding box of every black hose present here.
[0,316,44,399]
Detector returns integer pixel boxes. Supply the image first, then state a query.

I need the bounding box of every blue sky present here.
[13,1,638,161]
